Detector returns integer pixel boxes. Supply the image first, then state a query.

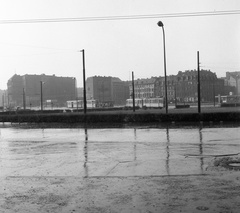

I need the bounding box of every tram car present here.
[216,95,240,107]
[67,99,97,109]
[126,97,164,109]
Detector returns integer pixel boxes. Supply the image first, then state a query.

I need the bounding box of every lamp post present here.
[157,21,168,114]
[132,71,135,112]
[80,49,87,114]
[197,51,201,113]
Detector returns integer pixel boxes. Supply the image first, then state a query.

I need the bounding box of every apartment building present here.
[7,74,75,108]
[86,76,129,106]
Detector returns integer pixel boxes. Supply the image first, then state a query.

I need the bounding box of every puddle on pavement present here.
[0,123,239,177]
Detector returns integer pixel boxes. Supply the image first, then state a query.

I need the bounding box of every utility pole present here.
[197,51,201,114]
[132,71,135,112]
[81,49,87,114]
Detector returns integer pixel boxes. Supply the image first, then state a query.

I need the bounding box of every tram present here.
[216,95,240,107]
[67,100,97,109]
[126,97,164,108]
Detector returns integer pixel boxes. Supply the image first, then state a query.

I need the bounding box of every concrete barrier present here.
[0,110,239,123]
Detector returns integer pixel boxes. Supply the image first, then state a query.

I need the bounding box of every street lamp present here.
[157,21,168,114]
[132,71,135,112]
[80,49,87,114]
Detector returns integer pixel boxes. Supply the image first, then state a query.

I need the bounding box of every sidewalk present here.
[1,170,240,213]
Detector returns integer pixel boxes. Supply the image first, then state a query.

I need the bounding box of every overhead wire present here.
[0,10,239,66]
[0,10,239,24]
[0,9,239,54]
[0,51,79,58]
[0,42,78,51]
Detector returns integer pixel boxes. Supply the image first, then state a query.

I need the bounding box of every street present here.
[0,123,240,212]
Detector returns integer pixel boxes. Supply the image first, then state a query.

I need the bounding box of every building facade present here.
[129,76,177,103]
[176,70,226,102]
[155,75,177,102]
[7,74,23,108]
[129,78,156,99]
[127,70,233,104]
[225,71,240,95]
[0,90,7,111]
[7,74,75,109]
[86,76,129,106]
[111,77,129,106]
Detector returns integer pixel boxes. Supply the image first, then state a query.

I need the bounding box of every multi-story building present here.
[176,70,227,103]
[128,76,177,103]
[86,76,129,106]
[225,72,240,95]
[127,70,232,104]
[217,77,235,96]
[155,75,177,102]
[0,90,7,111]
[111,77,129,106]
[129,77,156,99]
[7,74,75,108]
[7,74,23,108]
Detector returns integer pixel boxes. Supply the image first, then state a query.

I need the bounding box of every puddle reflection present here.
[165,127,170,175]
[84,128,88,177]
[199,127,204,172]
[0,124,239,177]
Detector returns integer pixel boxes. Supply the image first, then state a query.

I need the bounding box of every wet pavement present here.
[1,123,240,177]
[1,123,240,213]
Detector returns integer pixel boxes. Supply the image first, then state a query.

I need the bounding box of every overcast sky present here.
[0,0,239,90]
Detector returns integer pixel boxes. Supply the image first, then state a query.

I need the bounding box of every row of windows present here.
[131,86,176,92]
[156,81,175,86]
[178,76,216,81]
[135,88,154,92]
[135,85,154,88]
[131,78,216,90]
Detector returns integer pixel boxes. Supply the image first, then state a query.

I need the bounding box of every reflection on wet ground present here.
[0,123,239,177]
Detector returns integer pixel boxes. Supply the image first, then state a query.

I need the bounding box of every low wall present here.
[0,111,239,123]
